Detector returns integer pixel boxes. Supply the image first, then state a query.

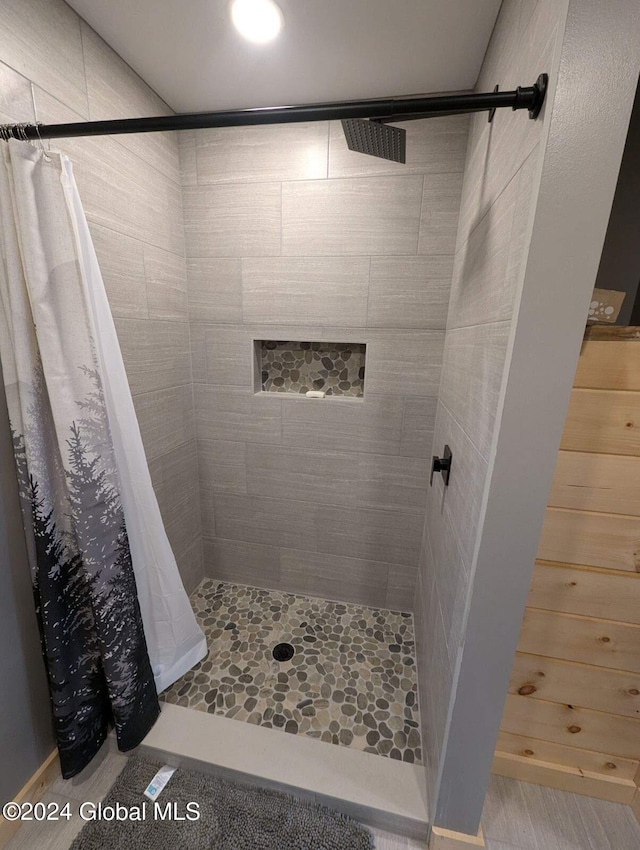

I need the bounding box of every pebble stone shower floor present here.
[161,580,423,764]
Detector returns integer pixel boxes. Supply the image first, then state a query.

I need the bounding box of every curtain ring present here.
[34,122,52,162]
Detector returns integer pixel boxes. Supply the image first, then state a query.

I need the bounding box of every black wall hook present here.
[431,445,453,487]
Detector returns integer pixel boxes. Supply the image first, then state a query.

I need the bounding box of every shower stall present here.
[2,0,639,846]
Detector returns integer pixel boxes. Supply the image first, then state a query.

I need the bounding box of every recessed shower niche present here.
[255,340,366,397]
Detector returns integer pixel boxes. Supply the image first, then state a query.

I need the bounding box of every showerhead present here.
[341,118,406,163]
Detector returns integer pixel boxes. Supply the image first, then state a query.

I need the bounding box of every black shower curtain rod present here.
[1,75,548,140]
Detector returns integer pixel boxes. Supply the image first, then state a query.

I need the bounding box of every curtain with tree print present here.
[0,139,205,778]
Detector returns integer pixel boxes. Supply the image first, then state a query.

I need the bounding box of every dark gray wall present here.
[0,377,54,805]
[595,80,640,325]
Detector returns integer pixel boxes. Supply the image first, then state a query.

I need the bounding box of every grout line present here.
[416,173,426,256]
[77,16,91,120]
[279,181,283,256]
[131,381,193,399]
[186,169,465,190]
[325,120,330,179]
[364,256,372,328]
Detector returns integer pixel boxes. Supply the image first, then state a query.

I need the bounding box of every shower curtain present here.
[0,139,206,778]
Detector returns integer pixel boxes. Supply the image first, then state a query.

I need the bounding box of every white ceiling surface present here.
[66,0,502,113]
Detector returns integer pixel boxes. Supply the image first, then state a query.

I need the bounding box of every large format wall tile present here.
[426,496,472,669]
[282,395,402,455]
[439,321,511,459]
[280,549,389,608]
[143,244,188,322]
[149,441,198,518]
[80,22,179,184]
[203,538,281,588]
[184,183,281,257]
[91,225,148,320]
[460,3,558,245]
[319,505,423,566]
[241,256,370,326]
[246,443,359,507]
[203,325,253,387]
[0,60,34,124]
[179,538,205,595]
[0,0,89,117]
[365,330,444,396]
[164,487,202,577]
[187,258,243,324]
[34,89,185,256]
[328,115,469,179]
[115,319,192,394]
[448,153,537,330]
[199,489,216,538]
[418,172,465,255]
[195,122,328,183]
[282,175,423,256]
[368,256,453,329]
[133,385,195,461]
[194,386,282,444]
[386,562,419,613]
[429,402,489,568]
[199,439,247,494]
[180,95,469,609]
[400,397,438,458]
[178,130,198,186]
[190,324,207,383]
[357,453,429,515]
[214,494,318,552]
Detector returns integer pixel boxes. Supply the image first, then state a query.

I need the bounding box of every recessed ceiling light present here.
[230,0,284,44]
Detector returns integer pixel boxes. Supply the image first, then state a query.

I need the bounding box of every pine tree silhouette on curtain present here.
[10,369,159,778]
[0,145,164,780]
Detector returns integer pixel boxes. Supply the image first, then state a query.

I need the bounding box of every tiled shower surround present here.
[182,112,469,609]
[162,580,423,764]
[260,341,366,396]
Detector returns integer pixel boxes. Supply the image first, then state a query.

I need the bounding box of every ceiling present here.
[66,0,502,113]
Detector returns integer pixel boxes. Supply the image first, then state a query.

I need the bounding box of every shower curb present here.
[134,703,429,840]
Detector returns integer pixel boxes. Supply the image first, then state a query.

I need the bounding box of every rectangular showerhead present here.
[341,118,406,163]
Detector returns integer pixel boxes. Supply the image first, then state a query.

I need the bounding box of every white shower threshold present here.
[132,702,429,840]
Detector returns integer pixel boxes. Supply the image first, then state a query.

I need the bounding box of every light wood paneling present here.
[549,450,640,515]
[538,507,640,572]
[495,731,638,781]
[429,826,485,849]
[529,562,640,624]
[509,652,640,719]
[632,786,640,828]
[0,750,59,849]
[492,750,636,805]
[497,324,640,807]
[518,608,640,673]
[501,693,640,761]
[574,341,640,391]
[561,388,640,456]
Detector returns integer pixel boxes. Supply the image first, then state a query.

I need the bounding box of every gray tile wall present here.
[414,0,566,809]
[181,114,470,611]
[0,0,203,593]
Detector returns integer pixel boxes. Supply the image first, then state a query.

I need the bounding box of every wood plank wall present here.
[493,329,640,812]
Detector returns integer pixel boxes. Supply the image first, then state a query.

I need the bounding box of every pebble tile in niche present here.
[260,340,366,397]
[161,580,422,764]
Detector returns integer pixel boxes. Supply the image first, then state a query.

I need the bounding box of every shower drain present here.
[272,642,295,662]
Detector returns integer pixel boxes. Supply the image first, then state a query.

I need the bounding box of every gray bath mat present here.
[70,756,374,849]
